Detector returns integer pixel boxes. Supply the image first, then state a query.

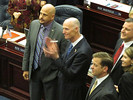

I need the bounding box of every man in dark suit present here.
[43,17,92,100]
[85,52,118,100]
[110,18,133,85]
[22,4,68,100]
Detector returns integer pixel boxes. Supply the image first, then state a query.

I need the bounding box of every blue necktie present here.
[66,44,73,56]
[33,27,45,70]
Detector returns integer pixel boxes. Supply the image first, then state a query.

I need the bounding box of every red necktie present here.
[113,44,124,64]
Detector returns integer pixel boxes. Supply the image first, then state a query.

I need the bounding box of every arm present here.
[22,24,31,71]
[22,25,32,80]
[55,53,89,79]
[101,94,118,100]
[44,42,89,79]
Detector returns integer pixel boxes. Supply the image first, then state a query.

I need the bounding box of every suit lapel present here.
[48,21,56,38]
[33,21,40,51]
[113,40,123,56]
[85,78,96,100]
[65,38,85,61]
[89,77,110,100]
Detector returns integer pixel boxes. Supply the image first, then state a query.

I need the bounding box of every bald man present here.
[43,17,92,100]
[22,4,68,100]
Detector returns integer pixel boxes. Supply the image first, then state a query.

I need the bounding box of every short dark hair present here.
[93,52,113,73]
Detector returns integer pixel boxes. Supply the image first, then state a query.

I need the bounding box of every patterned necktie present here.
[33,27,45,70]
[113,43,124,64]
[66,44,73,57]
[89,80,97,95]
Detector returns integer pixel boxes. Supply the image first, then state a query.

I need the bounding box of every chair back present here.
[55,5,83,33]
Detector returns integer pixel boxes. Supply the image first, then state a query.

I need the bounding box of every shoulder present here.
[121,72,133,82]
[52,21,62,29]
[30,20,40,27]
[122,72,133,78]
[31,19,39,24]
[79,37,92,52]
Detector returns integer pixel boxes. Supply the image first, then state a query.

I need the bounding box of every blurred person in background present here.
[7,0,46,32]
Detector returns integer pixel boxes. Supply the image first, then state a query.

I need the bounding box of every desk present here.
[0,45,29,100]
[0,29,29,99]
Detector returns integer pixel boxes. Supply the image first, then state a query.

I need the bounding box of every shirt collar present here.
[123,41,133,49]
[71,34,83,47]
[40,21,53,31]
[96,74,109,87]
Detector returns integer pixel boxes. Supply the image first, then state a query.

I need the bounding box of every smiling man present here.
[110,18,133,85]
[43,17,92,100]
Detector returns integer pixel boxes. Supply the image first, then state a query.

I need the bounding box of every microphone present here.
[1,25,7,38]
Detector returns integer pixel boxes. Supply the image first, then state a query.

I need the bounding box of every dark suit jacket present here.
[110,38,133,85]
[85,76,118,100]
[118,72,133,100]
[54,37,92,100]
[22,20,68,83]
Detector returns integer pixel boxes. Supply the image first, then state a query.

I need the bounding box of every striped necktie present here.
[33,27,45,70]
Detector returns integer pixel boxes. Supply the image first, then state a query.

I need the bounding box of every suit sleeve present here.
[22,25,31,71]
[101,94,118,100]
[55,52,90,79]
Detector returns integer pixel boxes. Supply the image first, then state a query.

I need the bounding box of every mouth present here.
[121,33,126,37]
[39,19,44,21]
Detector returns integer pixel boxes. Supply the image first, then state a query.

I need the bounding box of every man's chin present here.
[39,20,44,24]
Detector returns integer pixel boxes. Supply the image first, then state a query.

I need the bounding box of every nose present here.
[91,64,94,69]
[121,28,125,33]
[63,29,65,34]
[39,14,43,19]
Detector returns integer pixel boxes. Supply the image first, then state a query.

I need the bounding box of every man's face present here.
[121,22,133,42]
[63,21,76,42]
[91,57,106,78]
[39,7,54,26]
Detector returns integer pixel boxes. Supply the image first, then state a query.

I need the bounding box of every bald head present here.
[64,17,80,30]
[39,4,55,26]
[63,17,81,42]
[42,4,56,15]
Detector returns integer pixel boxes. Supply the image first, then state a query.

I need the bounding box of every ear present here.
[74,26,78,32]
[51,14,55,20]
[103,66,108,73]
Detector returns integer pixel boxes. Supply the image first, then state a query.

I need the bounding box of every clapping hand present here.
[43,37,59,59]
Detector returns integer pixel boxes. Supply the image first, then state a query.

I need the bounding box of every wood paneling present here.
[0,46,29,100]
[78,5,126,54]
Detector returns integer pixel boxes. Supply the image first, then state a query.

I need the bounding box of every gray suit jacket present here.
[85,76,118,100]
[22,20,68,82]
